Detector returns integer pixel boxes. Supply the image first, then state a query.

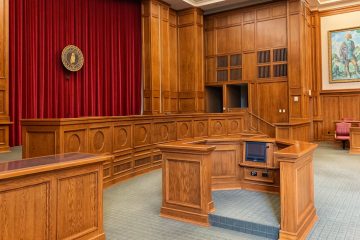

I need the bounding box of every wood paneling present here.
[256,18,287,49]
[0,181,50,240]
[22,112,249,187]
[204,1,292,129]
[0,0,10,152]
[57,172,98,239]
[320,94,360,140]
[350,127,360,154]
[142,0,175,114]
[178,8,204,113]
[0,153,109,240]
[258,82,288,123]
[242,23,255,51]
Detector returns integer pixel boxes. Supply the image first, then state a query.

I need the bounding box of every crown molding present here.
[182,0,226,7]
[310,0,360,11]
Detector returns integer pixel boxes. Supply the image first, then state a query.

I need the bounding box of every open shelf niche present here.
[206,86,223,113]
[227,84,248,110]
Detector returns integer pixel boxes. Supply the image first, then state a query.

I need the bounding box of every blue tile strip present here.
[209,214,279,240]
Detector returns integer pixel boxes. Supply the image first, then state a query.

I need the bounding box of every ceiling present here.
[161,0,360,13]
[162,0,273,14]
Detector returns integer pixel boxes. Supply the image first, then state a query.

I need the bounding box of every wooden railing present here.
[248,112,276,137]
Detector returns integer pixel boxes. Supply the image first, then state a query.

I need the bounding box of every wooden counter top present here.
[274,120,312,126]
[158,135,317,162]
[21,112,248,126]
[274,141,317,160]
[0,153,111,180]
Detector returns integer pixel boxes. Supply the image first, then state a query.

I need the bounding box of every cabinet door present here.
[258,82,288,123]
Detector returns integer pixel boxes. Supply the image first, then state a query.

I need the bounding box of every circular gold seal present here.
[61,45,84,72]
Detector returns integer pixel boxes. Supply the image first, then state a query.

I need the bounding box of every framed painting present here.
[328,27,360,83]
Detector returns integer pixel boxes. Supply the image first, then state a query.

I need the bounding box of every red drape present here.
[9,0,142,146]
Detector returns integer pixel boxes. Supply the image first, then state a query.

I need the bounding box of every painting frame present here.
[328,26,360,83]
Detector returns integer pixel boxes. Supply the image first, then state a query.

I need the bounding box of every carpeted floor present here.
[2,142,360,239]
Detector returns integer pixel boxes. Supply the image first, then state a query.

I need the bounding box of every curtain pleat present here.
[9,0,142,146]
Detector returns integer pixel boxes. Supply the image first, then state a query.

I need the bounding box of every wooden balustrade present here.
[22,112,249,187]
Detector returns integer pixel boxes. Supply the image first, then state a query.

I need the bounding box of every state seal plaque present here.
[61,45,84,72]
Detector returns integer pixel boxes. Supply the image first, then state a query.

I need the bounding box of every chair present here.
[335,122,351,149]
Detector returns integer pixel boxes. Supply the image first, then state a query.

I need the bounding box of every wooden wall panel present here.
[64,129,87,153]
[243,53,256,80]
[194,120,209,138]
[167,159,201,206]
[27,131,57,157]
[210,119,227,136]
[178,8,204,113]
[216,26,242,54]
[89,126,112,154]
[321,94,360,139]
[177,121,193,140]
[57,172,98,239]
[256,18,287,49]
[0,0,10,151]
[113,124,132,153]
[142,0,176,114]
[242,23,255,51]
[169,10,178,113]
[0,181,50,240]
[321,96,339,138]
[258,82,288,123]
[204,1,292,134]
[153,121,176,143]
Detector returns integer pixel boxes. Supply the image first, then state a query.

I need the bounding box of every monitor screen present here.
[245,142,267,163]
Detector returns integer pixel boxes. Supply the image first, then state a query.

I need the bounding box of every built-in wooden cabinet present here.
[204,0,312,131]
[205,84,248,113]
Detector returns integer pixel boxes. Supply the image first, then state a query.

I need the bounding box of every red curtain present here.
[9,0,142,146]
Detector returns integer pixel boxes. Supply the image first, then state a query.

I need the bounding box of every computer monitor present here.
[245,141,267,163]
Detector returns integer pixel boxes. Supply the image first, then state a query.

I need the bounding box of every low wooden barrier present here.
[22,112,249,187]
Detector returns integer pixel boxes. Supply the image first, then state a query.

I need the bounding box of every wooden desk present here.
[0,153,111,240]
[350,127,360,154]
[159,137,318,240]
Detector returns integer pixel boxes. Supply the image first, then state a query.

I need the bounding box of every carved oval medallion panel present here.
[211,120,226,136]
[68,134,81,152]
[93,131,105,152]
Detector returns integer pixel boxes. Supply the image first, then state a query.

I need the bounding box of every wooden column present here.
[275,143,318,240]
[142,1,179,114]
[0,0,10,152]
[288,0,313,124]
[177,8,204,113]
[159,144,215,226]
